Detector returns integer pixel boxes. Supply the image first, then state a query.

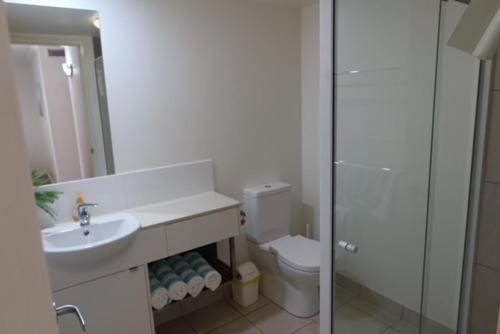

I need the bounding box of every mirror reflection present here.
[7,4,114,183]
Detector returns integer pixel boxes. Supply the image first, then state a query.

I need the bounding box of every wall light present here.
[93,18,100,29]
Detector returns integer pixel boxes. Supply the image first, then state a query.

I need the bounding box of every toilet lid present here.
[269,235,320,273]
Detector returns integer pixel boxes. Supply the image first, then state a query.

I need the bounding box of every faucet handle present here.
[77,203,98,216]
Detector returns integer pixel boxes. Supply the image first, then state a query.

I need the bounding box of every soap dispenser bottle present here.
[72,192,84,222]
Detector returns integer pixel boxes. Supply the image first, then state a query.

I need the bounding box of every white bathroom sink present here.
[41,212,140,266]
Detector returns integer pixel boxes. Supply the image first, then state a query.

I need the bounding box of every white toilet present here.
[243,182,320,318]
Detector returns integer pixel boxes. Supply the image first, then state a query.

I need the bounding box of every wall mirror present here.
[6,3,114,184]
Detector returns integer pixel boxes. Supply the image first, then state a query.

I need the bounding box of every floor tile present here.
[391,320,418,334]
[383,328,401,334]
[359,286,403,317]
[154,302,183,326]
[348,297,400,326]
[182,288,225,315]
[294,322,320,334]
[185,300,241,334]
[335,295,349,309]
[227,294,271,315]
[336,286,358,303]
[156,318,196,334]
[334,305,389,334]
[208,317,260,334]
[246,303,312,334]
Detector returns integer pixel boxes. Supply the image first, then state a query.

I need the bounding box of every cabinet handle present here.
[54,302,86,331]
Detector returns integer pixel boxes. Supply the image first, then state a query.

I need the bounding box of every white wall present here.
[9,0,304,258]
[13,48,53,175]
[301,3,320,240]
[101,1,303,238]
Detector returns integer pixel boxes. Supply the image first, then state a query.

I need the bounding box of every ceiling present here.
[6,3,99,37]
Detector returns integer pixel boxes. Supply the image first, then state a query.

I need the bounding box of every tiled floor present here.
[156,289,419,334]
[335,286,419,334]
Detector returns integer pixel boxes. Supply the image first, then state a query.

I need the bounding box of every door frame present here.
[319,0,334,333]
[0,2,59,333]
[457,59,493,333]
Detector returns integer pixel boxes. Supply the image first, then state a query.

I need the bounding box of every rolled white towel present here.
[152,260,188,301]
[167,257,205,297]
[149,272,170,310]
[197,263,222,291]
[184,253,222,291]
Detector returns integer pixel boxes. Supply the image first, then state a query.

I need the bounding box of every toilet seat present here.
[268,235,320,273]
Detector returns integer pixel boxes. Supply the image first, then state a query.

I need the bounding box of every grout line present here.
[246,300,316,334]
[201,300,243,334]
[241,312,264,333]
[225,295,271,317]
[384,321,404,334]
[484,179,500,185]
[340,297,402,332]
[182,315,199,334]
[291,322,317,334]
[475,262,500,273]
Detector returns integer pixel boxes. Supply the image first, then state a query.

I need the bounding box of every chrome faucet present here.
[77,203,98,228]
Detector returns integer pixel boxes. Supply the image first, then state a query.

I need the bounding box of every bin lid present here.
[236,261,260,282]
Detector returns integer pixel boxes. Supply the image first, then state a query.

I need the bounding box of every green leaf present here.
[31,170,53,187]
[36,201,57,220]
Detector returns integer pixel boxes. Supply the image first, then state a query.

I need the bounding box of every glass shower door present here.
[333,1,480,333]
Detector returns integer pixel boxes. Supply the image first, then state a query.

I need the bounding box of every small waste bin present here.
[232,261,260,307]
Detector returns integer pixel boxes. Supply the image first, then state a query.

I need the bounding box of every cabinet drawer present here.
[166,208,239,255]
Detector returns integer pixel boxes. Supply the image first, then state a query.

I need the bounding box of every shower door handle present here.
[338,240,359,253]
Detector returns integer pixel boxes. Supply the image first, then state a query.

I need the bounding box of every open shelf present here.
[148,242,235,319]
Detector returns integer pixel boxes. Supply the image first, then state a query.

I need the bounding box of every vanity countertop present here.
[127,191,241,228]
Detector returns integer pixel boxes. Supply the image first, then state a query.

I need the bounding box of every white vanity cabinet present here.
[48,192,241,334]
[53,266,153,334]
[166,208,239,255]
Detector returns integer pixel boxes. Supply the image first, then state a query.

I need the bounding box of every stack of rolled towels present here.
[148,252,222,310]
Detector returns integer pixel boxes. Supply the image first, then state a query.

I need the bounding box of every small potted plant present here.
[32,170,62,228]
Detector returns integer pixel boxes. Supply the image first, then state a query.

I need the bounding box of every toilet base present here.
[248,240,319,318]
[260,270,319,318]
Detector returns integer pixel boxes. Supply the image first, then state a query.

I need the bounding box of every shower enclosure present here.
[333,0,485,333]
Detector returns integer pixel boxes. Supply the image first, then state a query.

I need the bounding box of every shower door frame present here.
[322,1,493,333]
[457,59,493,333]
[319,0,334,333]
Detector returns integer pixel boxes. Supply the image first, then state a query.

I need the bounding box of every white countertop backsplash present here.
[37,159,235,227]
